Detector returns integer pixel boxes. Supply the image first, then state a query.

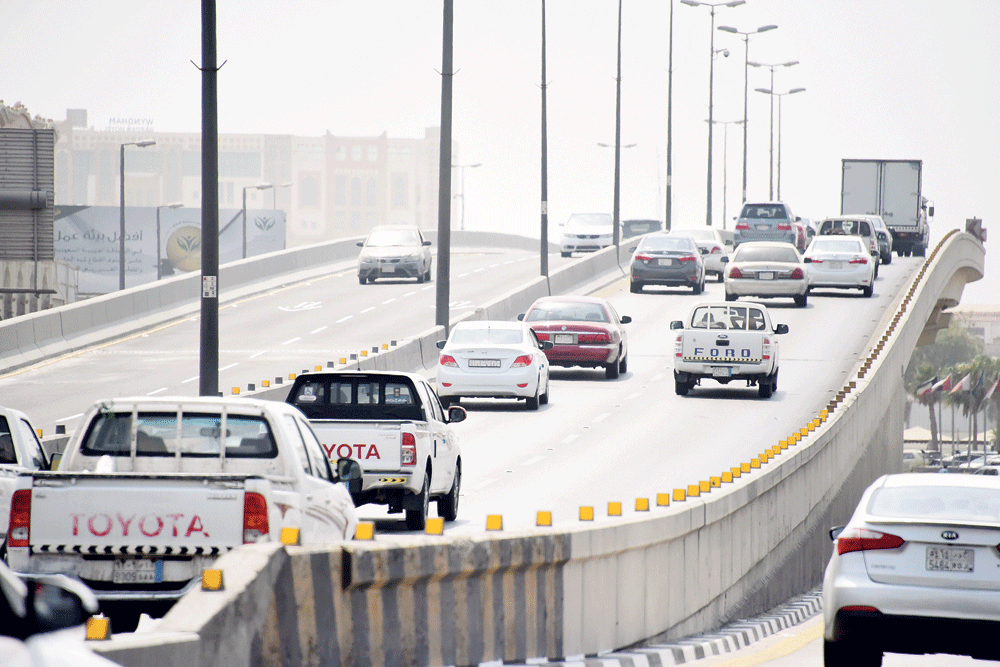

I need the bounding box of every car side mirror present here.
[803,257,812,263]
[928,206,934,217]
[423,240,432,246]
[356,241,364,247]
[720,256,729,263]
[670,320,683,330]
[829,526,845,541]
[775,324,789,335]
[517,314,525,321]
[7,572,100,639]
[619,315,632,324]
[335,458,362,483]
[795,216,802,222]
[540,341,554,350]
[700,247,708,255]
[447,406,467,423]
[436,340,446,349]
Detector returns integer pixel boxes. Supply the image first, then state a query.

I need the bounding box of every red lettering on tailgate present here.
[168,513,184,537]
[71,514,84,536]
[185,516,208,537]
[117,514,135,536]
[365,444,381,460]
[321,443,381,460]
[88,515,113,536]
[140,516,164,537]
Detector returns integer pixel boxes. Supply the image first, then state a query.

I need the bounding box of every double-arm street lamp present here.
[451,163,481,231]
[119,140,156,290]
[754,87,805,201]
[716,23,777,204]
[749,60,799,199]
[681,0,745,227]
[242,183,273,259]
[155,203,183,280]
[706,119,744,228]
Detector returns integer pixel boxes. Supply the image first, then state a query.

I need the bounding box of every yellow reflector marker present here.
[673,488,686,502]
[741,462,751,473]
[232,387,240,395]
[580,506,594,521]
[280,527,300,545]
[382,343,389,350]
[799,427,808,437]
[36,428,43,438]
[721,471,733,483]
[263,380,270,388]
[699,480,710,493]
[751,458,761,469]
[537,511,552,526]
[731,466,742,478]
[635,498,649,511]
[687,484,700,497]
[315,365,322,372]
[202,569,224,591]
[779,439,788,450]
[656,493,670,507]
[355,521,375,540]
[425,517,444,535]
[86,616,111,641]
[289,373,296,380]
[486,515,503,531]
[759,452,769,463]
[820,409,829,418]
[807,422,816,432]
[608,502,622,516]
[361,350,368,357]
[710,476,721,488]
[340,357,347,364]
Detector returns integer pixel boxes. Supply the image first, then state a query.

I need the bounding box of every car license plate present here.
[827,261,843,269]
[382,265,395,273]
[926,546,974,572]
[468,359,501,368]
[757,271,775,280]
[755,224,770,231]
[554,334,574,344]
[113,558,163,584]
[711,367,732,378]
[657,258,674,266]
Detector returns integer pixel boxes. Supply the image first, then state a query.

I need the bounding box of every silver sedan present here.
[723,241,809,308]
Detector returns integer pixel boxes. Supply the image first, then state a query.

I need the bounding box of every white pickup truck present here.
[670,302,789,399]
[286,370,466,531]
[0,406,51,550]
[5,396,359,632]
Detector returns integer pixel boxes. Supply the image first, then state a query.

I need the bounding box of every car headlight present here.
[359,254,374,264]
[406,253,421,262]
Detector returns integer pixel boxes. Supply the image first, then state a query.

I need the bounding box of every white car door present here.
[415,380,457,496]
[283,415,356,541]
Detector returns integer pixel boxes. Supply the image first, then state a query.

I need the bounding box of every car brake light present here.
[440,354,458,367]
[849,256,868,264]
[711,246,722,254]
[762,337,771,360]
[401,432,417,466]
[678,254,697,262]
[534,332,550,341]
[675,334,683,357]
[634,253,653,262]
[776,224,792,231]
[840,605,880,613]
[735,222,749,230]
[243,492,270,544]
[9,489,31,548]
[790,267,804,279]
[836,528,904,555]
[729,267,743,279]
[512,354,533,367]
[578,332,611,343]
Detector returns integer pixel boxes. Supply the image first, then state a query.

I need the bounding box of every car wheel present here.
[561,251,572,258]
[771,369,778,392]
[758,376,774,399]
[424,266,432,282]
[692,278,703,295]
[605,357,621,380]
[525,384,540,410]
[823,639,882,667]
[674,378,690,396]
[539,375,549,405]
[437,461,460,522]
[716,271,724,283]
[405,473,430,531]
[794,293,807,308]
[630,280,642,294]
[724,291,737,302]
[358,275,366,285]
[618,353,628,374]
[862,285,873,298]
[882,253,892,265]
[416,271,425,284]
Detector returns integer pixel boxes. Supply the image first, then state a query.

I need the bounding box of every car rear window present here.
[638,236,695,252]
[867,486,1000,523]
[812,238,865,253]
[288,375,424,421]
[734,246,799,263]
[80,411,278,458]
[525,302,609,323]
[740,205,789,220]
[691,305,766,331]
[451,327,523,345]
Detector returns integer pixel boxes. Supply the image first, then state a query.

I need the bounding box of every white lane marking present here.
[404,291,416,297]
[282,337,302,345]
[311,326,328,334]
[249,350,267,359]
[652,372,665,382]
[473,268,485,273]
[336,315,353,323]
[470,478,497,490]
[625,392,642,400]
[146,387,168,395]
[60,413,84,422]
[382,298,396,305]
[523,456,546,466]
[360,307,375,313]
[219,363,239,371]
[561,434,579,444]
[182,376,198,384]
[457,272,470,278]
[421,285,433,291]
[592,413,610,423]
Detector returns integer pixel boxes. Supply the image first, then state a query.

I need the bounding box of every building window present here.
[391,173,408,208]
[366,177,377,206]
[351,211,362,230]
[367,145,378,162]
[351,145,362,162]
[351,176,362,206]
[335,146,346,161]
[300,174,320,207]
[335,175,346,205]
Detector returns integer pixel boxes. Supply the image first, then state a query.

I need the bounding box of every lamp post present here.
[716,24,777,204]
[748,60,798,199]
[665,0,675,231]
[681,0,745,227]
[242,183,273,259]
[119,140,156,290]
[451,163,481,231]
[754,87,805,201]
[706,120,743,229]
[272,182,292,209]
[155,202,183,280]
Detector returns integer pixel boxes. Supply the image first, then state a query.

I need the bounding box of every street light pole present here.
[155,202,183,280]
[613,0,623,248]
[242,183,273,259]
[716,24,777,204]
[451,163,481,231]
[665,0,674,231]
[707,119,743,229]
[681,0,745,227]
[754,87,805,203]
[749,60,798,200]
[119,139,156,290]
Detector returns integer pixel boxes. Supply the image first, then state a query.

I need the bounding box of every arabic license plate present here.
[113,558,163,584]
[757,271,775,280]
[468,359,501,368]
[554,334,574,344]
[827,261,843,269]
[382,265,395,273]
[711,367,732,378]
[755,224,770,231]
[657,258,674,267]
[926,547,974,572]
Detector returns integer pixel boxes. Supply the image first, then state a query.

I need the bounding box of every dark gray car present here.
[357,225,433,284]
[629,233,706,294]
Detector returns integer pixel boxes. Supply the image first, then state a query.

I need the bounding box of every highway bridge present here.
[0,228,985,666]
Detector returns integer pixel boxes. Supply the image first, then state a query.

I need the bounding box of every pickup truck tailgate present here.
[310,421,402,471]
[683,331,764,363]
[27,474,246,552]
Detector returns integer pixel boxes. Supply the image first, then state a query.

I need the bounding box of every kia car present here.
[803,236,876,297]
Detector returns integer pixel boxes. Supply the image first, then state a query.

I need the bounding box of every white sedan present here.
[684,228,732,282]
[803,236,876,297]
[823,474,1000,665]
[435,321,552,410]
[723,241,809,308]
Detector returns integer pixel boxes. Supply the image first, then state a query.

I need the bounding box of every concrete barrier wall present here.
[92,232,985,666]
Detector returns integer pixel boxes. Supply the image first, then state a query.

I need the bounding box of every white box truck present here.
[841,159,933,257]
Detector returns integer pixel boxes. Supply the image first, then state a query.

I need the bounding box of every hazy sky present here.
[7,1,998,303]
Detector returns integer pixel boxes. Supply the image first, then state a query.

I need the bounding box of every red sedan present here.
[517,295,630,379]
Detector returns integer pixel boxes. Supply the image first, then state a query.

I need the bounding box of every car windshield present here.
[740,205,789,220]
[638,236,695,252]
[450,326,523,345]
[734,246,799,263]
[822,220,870,236]
[526,302,609,323]
[811,238,865,253]
[867,485,1000,523]
[366,228,420,247]
[568,214,612,227]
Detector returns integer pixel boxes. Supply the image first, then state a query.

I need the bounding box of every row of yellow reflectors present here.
[229,345,393,395]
